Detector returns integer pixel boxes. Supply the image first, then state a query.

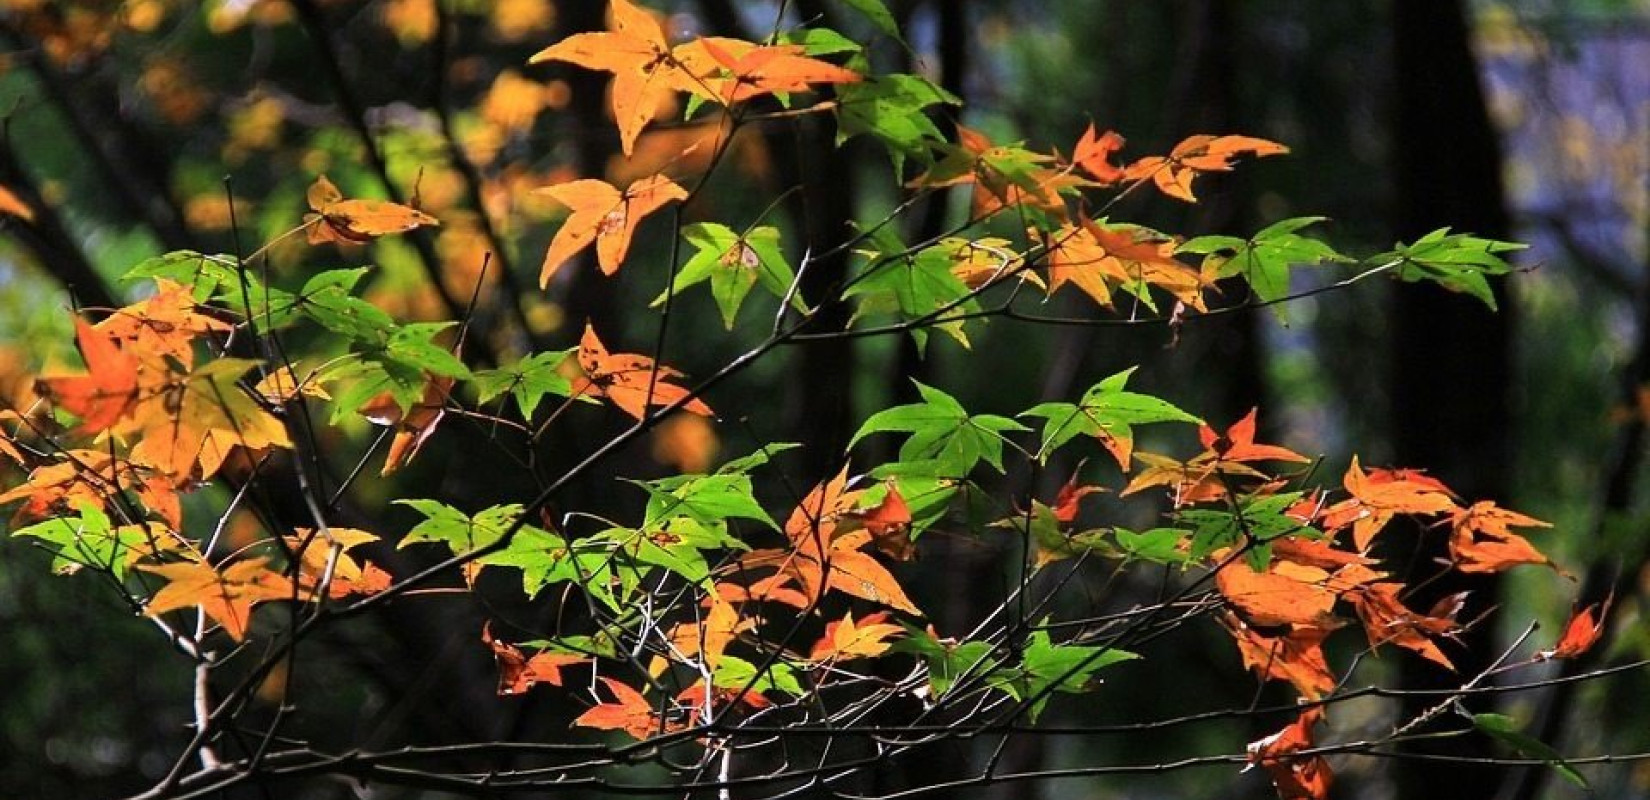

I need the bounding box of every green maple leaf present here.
[1179,216,1349,321]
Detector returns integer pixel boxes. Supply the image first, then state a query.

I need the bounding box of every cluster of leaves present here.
[0,2,1606,799]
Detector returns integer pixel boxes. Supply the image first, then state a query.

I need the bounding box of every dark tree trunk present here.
[1389,4,1511,800]
[782,0,859,479]
[1166,0,1265,423]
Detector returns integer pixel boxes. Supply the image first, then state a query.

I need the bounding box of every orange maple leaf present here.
[1070,124,1127,184]
[1215,551,1339,628]
[574,324,711,421]
[574,676,665,740]
[712,572,812,610]
[0,449,180,529]
[1323,457,1458,551]
[1052,469,1105,525]
[1044,220,1209,311]
[741,469,921,614]
[141,557,294,642]
[1121,452,1234,506]
[1126,410,1303,505]
[254,365,332,405]
[125,359,293,483]
[528,0,705,155]
[484,623,589,695]
[810,611,904,661]
[357,376,453,476]
[846,483,915,561]
[35,318,142,435]
[1222,613,1339,700]
[793,527,921,614]
[96,279,232,367]
[690,38,860,105]
[1537,594,1612,661]
[1247,707,1332,800]
[1448,501,1553,574]
[675,680,771,726]
[667,596,747,670]
[914,125,1074,218]
[1348,583,1465,670]
[1199,408,1309,465]
[1124,134,1289,203]
[305,174,438,245]
[535,174,687,285]
[285,527,392,599]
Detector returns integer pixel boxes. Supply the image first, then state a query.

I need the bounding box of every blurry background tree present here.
[0,1,1645,798]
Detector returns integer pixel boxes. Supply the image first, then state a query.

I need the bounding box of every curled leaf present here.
[1247,707,1332,800]
[305,175,437,245]
[1537,594,1612,661]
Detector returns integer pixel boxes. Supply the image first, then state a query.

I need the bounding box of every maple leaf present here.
[575,676,663,740]
[794,528,921,614]
[846,483,915,561]
[1120,452,1232,506]
[1178,217,1349,318]
[811,611,904,661]
[126,359,293,483]
[574,324,712,421]
[141,557,294,642]
[1022,367,1200,470]
[689,37,861,106]
[1051,468,1104,525]
[535,174,687,286]
[1222,613,1339,700]
[1382,228,1526,310]
[304,175,438,245]
[285,527,391,599]
[1043,220,1209,313]
[528,0,705,155]
[483,624,588,695]
[0,450,179,529]
[1322,457,1458,551]
[944,236,1040,290]
[915,124,1074,218]
[750,468,921,614]
[1070,123,1127,184]
[1348,583,1464,670]
[1247,707,1332,800]
[1215,552,1339,628]
[254,365,332,404]
[675,681,772,727]
[1125,410,1302,505]
[1124,134,1289,203]
[357,375,453,476]
[667,596,747,670]
[35,319,142,435]
[1536,594,1612,661]
[1199,409,1309,465]
[96,279,232,367]
[1448,501,1553,574]
[712,572,813,610]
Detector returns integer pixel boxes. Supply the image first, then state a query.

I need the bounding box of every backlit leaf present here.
[1247,707,1332,800]
[575,324,712,421]
[1022,367,1199,469]
[141,557,293,642]
[304,174,437,244]
[536,175,686,285]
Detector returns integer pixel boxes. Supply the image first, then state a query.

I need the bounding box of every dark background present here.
[0,1,1645,798]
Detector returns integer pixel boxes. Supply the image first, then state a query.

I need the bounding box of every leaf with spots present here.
[536,175,686,285]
